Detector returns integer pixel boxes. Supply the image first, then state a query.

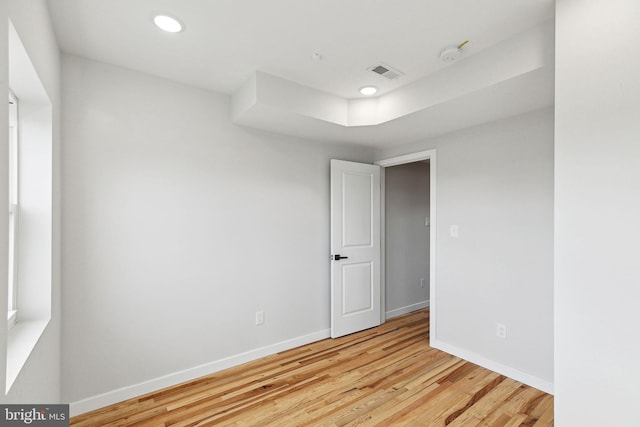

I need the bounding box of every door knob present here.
[332,254,348,260]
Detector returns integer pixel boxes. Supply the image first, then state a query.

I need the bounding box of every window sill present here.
[6,319,49,393]
[7,311,17,329]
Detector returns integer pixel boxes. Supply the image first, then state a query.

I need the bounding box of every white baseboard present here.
[430,338,554,395]
[70,328,331,417]
[385,300,430,319]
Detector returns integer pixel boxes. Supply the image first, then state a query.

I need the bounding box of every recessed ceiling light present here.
[153,14,184,33]
[359,86,377,96]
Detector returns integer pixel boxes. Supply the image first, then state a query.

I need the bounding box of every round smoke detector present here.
[439,40,469,63]
[440,47,462,62]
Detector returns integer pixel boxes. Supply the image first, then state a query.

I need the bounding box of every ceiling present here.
[47,0,555,146]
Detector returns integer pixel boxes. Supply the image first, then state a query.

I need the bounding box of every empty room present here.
[1,0,639,426]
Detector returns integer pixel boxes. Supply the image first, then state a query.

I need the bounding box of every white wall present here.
[0,0,61,403]
[61,55,374,405]
[376,108,554,391]
[384,162,430,317]
[555,0,640,424]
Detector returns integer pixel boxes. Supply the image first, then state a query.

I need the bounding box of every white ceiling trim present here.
[231,22,554,146]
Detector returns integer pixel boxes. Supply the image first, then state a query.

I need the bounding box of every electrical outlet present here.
[450,225,459,238]
[255,310,265,326]
[496,323,507,339]
[420,278,426,288]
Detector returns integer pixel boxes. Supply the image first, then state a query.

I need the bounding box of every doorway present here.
[376,150,437,341]
[384,160,430,318]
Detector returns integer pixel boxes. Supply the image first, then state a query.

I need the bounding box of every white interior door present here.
[330,159,381,338]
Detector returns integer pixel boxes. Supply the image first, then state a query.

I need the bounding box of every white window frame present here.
[6,19,53,393]
[8,90,19,329]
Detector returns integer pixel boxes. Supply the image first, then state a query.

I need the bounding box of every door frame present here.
[375,149,437,344]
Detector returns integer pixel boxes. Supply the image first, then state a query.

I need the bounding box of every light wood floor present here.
[71,309,553,426]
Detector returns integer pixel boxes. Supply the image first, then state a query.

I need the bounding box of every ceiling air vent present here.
[368,63,403,80]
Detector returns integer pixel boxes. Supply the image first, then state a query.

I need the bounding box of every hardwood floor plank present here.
[532,397,555,427]
[447,378,526,427]
[71,309,553,426]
